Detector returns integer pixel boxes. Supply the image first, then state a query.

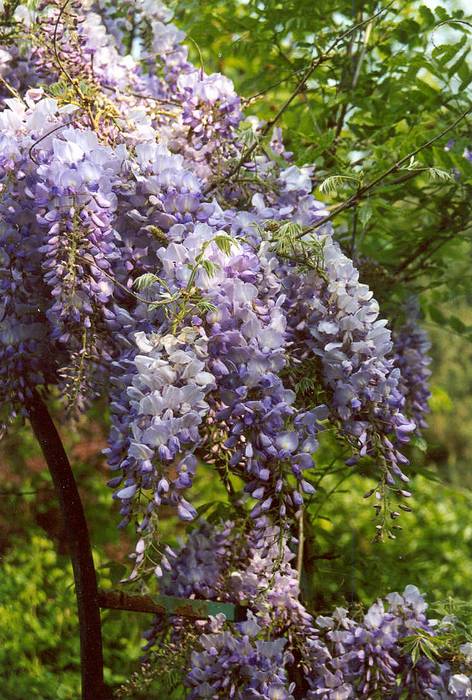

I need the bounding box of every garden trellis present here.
[1,0,472,698]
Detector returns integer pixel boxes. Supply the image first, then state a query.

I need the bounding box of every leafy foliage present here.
[0,534,144,699]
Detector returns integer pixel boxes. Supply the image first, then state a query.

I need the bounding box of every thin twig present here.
[0,74,26,102]
[187,35,205,78]
[333,14,374,141]
[28,122,71,165]
[101,83,182,107]
[52,0,76,88]
[75,254,161,306]
[52,0,96,129]
[296,508,304,583]
[242,68,308,105]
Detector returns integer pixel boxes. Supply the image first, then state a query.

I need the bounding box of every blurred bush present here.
[0,532,146,699]
[304,473,472,612]
[0,534,81,699]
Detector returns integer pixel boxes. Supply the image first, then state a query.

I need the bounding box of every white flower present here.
[364,601,385,629]
[279,165,313,193]
[449,674,472,697]
[276,432,299,452]
[116,484,138,500]
[461,643,472,666]
[13,4,35,28]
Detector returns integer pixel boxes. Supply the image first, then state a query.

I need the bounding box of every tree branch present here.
[393,203,470,279]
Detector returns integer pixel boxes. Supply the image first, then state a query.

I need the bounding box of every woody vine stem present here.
[25,388,109,700]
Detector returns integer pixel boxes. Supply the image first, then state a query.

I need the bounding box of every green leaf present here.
[428,305,446,324]
[419,6,435,26]
[133,273,160,291]
[449,316,467,334]
[428,167,453,182]
[237,123,259,149]
[358,203,373,230]
[319,175,359,195]
[196,501,217,517]
[448,46,471,79]
[411,436,428,453]
[214,234,235,256]
[201,259,218,278]
[197,299,218,314]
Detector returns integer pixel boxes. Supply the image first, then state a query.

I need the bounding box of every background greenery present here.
[0,0,471,696]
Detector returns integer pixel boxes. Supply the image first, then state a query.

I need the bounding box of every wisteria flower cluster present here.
[0,1,452,697]
[0,0,432,541]
[393,310,432,433]
[147,519,470,699]
[187,613,295,700]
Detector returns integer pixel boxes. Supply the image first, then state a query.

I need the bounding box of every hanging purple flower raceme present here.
[31,0,94,88]
[0,94,74,421]
[0,89,133,412]
[106,323,216,553]
[393,314,432,433]
[33,127,125,407]
[280,233,415,511]
[309,585,451,699]
[205,269,318,528]
[141,519,242,652]
[159,520,238,598]
[187,613,295,700]
[176,69,242,178]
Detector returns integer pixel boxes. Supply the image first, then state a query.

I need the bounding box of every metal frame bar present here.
[98,590,247,622]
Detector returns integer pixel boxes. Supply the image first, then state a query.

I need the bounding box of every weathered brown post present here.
[26,388,111,700]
